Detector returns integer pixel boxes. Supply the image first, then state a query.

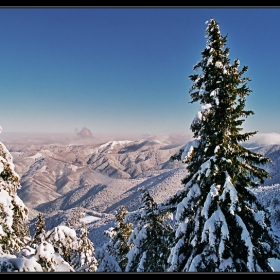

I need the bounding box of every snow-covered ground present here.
[80,214,101,224]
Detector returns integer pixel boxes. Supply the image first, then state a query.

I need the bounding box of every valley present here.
[1,132,280,250]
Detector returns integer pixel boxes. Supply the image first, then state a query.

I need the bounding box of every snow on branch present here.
[235,214,254,271]
[175,183,201,222]
[201,206,229,258]
[170,138,200,163]
[219,172,238,215]
[201,184,221,219]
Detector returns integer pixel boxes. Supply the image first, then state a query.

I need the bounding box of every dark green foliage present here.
[165,18,280,272]
[70,222,98,272]
[32,212,46,245]
[0,141,30,255]
[104,205,133,271]
[125,191,173,272]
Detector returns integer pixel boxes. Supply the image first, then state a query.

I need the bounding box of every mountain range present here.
[1,132,280,250]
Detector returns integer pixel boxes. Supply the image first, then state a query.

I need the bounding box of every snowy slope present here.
[3,132,280,270]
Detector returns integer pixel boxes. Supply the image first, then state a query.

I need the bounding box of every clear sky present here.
[0,7,280,136]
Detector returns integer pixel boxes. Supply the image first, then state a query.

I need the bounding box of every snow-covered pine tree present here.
[165,18,280,272]
[125,191,173,272]
[34,241,59,272]
[66,207,85,230]
[0,126,30,255]
[45,225,78,264]
[102,205,133,271]
[32,212,46,245]
[70,222,98,272]
[95,248,122,272]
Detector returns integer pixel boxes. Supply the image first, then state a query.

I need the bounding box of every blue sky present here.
[0,7,280,136]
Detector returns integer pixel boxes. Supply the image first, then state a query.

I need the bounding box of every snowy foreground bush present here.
[2,18,280,272]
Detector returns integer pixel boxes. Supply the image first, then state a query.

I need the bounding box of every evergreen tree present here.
[66,207,85,230]
[45,225,78,264]
[95,247,122,272]
[103,205,133,271]
[0,126,30,255]
[70,222,98,272]
[125,191,173,272]
[165,18,280,272]
[34,241,58,272]
[32,212,46,245]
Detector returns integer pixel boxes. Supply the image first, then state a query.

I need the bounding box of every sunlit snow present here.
[27,153,42,160]
[80,214,101,224]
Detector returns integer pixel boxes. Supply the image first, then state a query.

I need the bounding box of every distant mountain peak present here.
[77,127,92,138]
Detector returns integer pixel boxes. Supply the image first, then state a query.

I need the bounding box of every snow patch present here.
[80,214,101,224]
[27,153,42,160]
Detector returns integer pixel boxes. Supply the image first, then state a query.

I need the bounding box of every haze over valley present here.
[1,130,280,250]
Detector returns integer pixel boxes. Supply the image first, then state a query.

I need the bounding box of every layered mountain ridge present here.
[2,132,280,249]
